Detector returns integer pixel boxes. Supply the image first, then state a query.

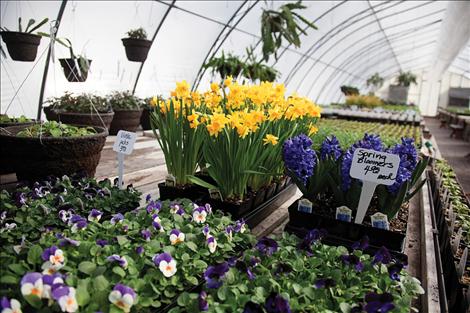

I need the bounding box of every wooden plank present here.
[99,164,168,189]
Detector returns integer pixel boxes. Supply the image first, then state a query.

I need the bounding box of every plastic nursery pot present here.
[54,111,115,130]
[0,125,107,182]
[140,108,153,130]
[158,182,207,202]
[59,58,92,82]
[286,199,406,253]
[0,31,41,61]
[206,194,255,220]
[121,38,152,62]
[252,188,267,208]
[109,109,143,135]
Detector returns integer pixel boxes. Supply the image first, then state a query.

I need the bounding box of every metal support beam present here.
[37,0,68,120]
[132,0,176,95]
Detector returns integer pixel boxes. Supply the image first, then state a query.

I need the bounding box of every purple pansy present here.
[282,134,316,185]
[146,200,162,213]
[388,262,404,281]
[234,219,247,233]
[320,135,342,161]
[255,237,279,256]
[141,229,151,241]
[20,272,43,297]
[225,225,233,241]
[145,194,152,202]
[264,292,291,313]
[88,209,103,222]
[107,255,128,268]
[0,297,21,312]
[59,237,80,247]
[341,254,364,272]
[169,229,185,245]
[153,253,177,277]
[207,236,217,253]
[110,213,124,224]
[42,273,64,299]
[243,301,264,313]
[352,235,369,251]
[314,278,336,288]
[198,291,208,311]
[96,239,108,247]
[52,285,78,312]
[299,229,327,256]
[373,246,392,265]
[204,262,229,289]
[203,225,211,238]
[364,292,395,313]
[108,284,136,312]
[69,215,87,232]
[136,246,144,255]
[193,206,207,223]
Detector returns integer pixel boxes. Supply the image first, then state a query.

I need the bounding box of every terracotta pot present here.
[109,109,143,135]
[1,31,41,61]
[59,58,92,82]
[0,125,107,182]
[122,38,152,62]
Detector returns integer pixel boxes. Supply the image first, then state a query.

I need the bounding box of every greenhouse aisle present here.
[424,117,470,197]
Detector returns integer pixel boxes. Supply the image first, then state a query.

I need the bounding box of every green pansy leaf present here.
[78,261,97,275]
[27,245,43,265]
[93,275,109,291]
[112,266,126,278]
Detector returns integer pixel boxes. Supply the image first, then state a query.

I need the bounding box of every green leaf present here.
[187,175,217,190]
[217,286,228,301]
[78,261,97,275]
[112,266,126,278]
[93,275,109,291]
[27,245,43,265]
[340,302,351,313]
[8,263,26,275]
[116,235,129,246]
[24,295,42,309]
[193,259,207,269]
[186,241,198,252]
[0,275,18,284]
[186,276,199,285]
[76,279,91,306]
[177,292,191,306]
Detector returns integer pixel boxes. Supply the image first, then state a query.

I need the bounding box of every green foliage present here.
[107,91,143,110]
[0,114,33,124]
[46,92,111,113]
[126,27,148,39]
[397,71,417,87]
[16,121,96,138]
[345,94,383,108]
[261,1,317,61]
[340,85,359,96]
[366,72,384,89]
[445,106,470,116]
[203,51,246,79]
[0,17,49,34]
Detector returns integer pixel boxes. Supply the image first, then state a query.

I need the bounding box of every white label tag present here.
[298,198,313,213]
[113,130,137,155]
[350,148,400,224]
[458,247,468,278]
[209,189,223,201]
[371,212,389,230]
[165,174,176,187]
[336,206,352,222]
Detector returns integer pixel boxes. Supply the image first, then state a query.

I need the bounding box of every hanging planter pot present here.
[0,31,41,61]
[122,38,152,62]
[59,58,92,82]
[109,109,143,135]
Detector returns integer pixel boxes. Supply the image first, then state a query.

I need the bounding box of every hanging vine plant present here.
[203,51,246,79]
[397,71,417,87]
[260,1,317,61]
[366,72,384,90]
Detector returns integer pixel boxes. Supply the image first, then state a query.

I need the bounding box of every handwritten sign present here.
[113,130,137,155]
[113,130,137,189]
[350,148,400,224]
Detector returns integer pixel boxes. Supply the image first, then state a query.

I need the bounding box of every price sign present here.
[350,148,400,224]
[113,130,137,155]
[112,130,137,189]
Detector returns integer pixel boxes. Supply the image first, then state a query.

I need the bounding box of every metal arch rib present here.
[192,0,259,91]
[132,0,176,95]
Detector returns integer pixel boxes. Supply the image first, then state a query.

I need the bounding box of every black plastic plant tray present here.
[287,199,406,253]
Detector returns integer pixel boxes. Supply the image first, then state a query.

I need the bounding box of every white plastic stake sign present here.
[350,148,400,224]
[112,130,137,189]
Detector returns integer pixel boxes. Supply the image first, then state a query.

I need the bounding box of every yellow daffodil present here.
[150,96,158,107]
[224,76,233,87]
[308,124,319,136]
[210,82,220,93]
[174,80,190,99]
[263,134,279,145]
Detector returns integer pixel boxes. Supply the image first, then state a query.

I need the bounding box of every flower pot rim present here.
[51,110,115,116]
[0,124,108,141]
[121,37,152,43]
[112,108,143,112]
[0,31,42,39]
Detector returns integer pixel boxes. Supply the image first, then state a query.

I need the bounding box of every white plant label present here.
[298,198,313,213]
[165,174,176,187]
[113,130,137,189]
[336,206,352,222]
[350,148,400,224]
[371,212,390,230]
[458,247,468,278]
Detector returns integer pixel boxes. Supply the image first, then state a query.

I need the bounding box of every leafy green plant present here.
[45,92,111,113]
[345,94,383,108]
[203,51,246,79]
[366,73,384,90]
[243,46,279,82]
[340,85,359,96]
[0,114,33,124]
[260,1,317,61]
[0,17,49,34]
[397,71,417,87]
[446,106,470,116]
[126,27,147,39]
[107,91,143,110]
[16,121,96,138]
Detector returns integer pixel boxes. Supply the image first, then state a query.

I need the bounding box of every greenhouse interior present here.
[1,0,470,312]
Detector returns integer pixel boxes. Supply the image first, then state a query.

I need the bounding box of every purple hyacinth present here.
[314,278,336,288]
[364,292,395,313]
[320,135,342,160]
[264,292,291,313]
[282,134,316,185]
[198,291,208,311]
[373,246,392,265]
[204,262,229,289]
[387,137,417,194]
[340,254,364,272]
[352,236,369,251]
[255,237,279,256]
[341,134,383,191]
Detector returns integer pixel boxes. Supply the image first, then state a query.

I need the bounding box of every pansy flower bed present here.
[0,198,254,312]
[0,174,141,245]
[170,232,424,312]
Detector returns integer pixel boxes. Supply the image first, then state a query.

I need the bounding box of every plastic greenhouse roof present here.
[1,1,469,118]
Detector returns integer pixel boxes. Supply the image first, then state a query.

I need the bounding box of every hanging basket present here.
[0,31,42,61]
[121,38,152,62]
[59,58,92,82]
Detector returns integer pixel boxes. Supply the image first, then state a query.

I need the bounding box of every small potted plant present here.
[366,72,384,94]
[0,114,35,128]
[107,91,143,135]
[0,121,107,181]
[0,17,48,61]
[58,38,91,82]
[340,85,360,96]
[203,51,246,79]
[43,92,114,130]
[122,27,152,62]
[389,71,417,104]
